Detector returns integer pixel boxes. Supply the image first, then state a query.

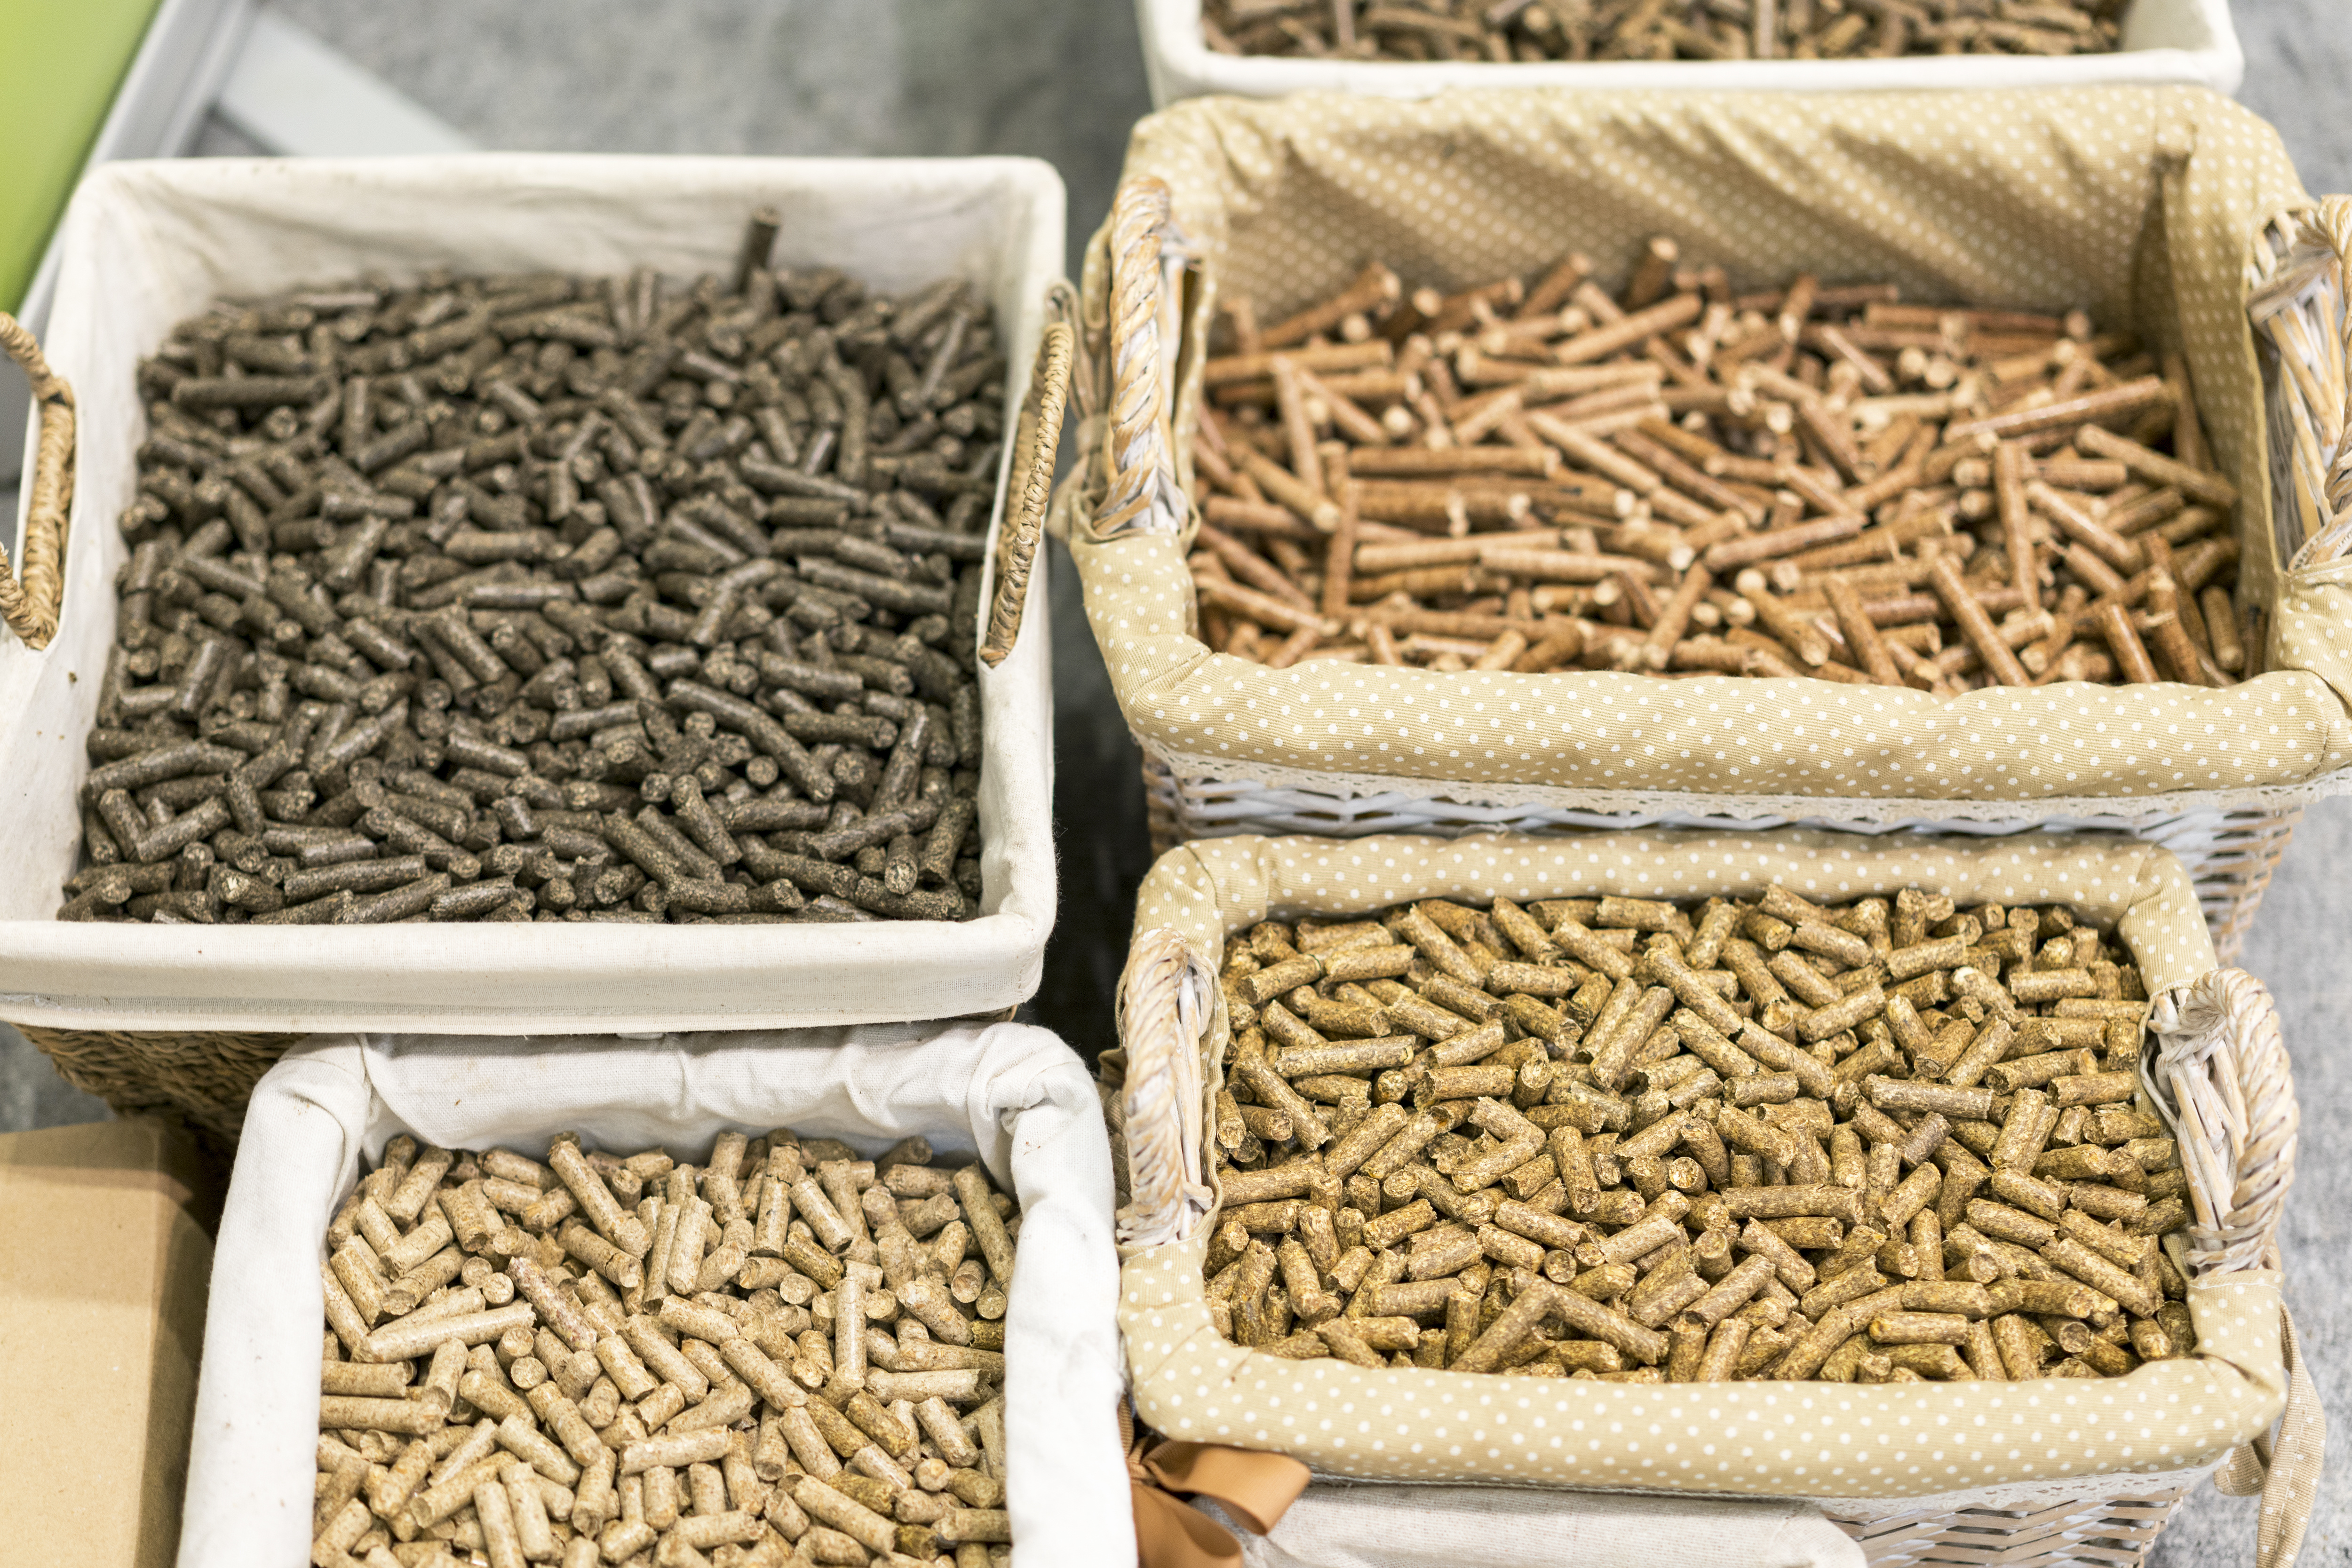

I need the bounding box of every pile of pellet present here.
[1204,0,2125,63]
[71,216,1003,925]
[315,1131,1016,1568]
[1190,239,2245,689]
[1207,888,2191,1383]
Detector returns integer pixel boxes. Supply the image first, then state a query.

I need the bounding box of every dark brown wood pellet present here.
[1204,0,2126,64]
[70,220,1007,926]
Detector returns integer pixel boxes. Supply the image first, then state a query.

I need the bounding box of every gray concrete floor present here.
[12,1,2350,1559]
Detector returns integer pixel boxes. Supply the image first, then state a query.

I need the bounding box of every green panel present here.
[0,0,168,313]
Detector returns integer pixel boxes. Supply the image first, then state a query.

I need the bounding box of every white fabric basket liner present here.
[1134,0,2242,106]
[179,1020,1132,1568]
[1198,1483,1868,1568]
[0,154,1066,1032]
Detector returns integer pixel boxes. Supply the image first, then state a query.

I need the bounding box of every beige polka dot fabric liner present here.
[1065,87,2352,809]
[1112,830,2292,1504]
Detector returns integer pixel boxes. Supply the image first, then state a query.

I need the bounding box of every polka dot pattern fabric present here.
[1121,1244,2284,1499]
[1115,830,2289,1499]
[1071,87,2352,807]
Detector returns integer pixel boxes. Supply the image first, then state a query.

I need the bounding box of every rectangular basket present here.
[181,1022,1131,1567]
[1101,829,2317,1567]
[0,154,1065,1037]
[1135,0,2244,105]
[1057,87,2352,957]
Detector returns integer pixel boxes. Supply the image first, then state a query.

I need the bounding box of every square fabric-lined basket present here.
[182,1022,1131,1568]
[1055,87,2352,958]
[1134,0,2244,105]
[1100,830,2320,1568]
[0,154,1070,1143]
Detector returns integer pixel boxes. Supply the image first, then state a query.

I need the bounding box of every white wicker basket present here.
[1135,0,2243,106]
[184,1022,1131,1568]
[0,153,1067,1034]
[1105,830,2322,1568]
[1062,94,2352,962]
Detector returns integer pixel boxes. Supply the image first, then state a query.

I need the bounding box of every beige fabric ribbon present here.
[1126,1405,1311,1568]
[2216,1306,2327,1568]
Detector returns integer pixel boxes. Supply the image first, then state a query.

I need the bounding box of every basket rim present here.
[1138,0,2243,99]
[0,150,1069,1033]
[1140,741,2352,828]
[1065,86,2352,811]
[1107,829,2297,1512]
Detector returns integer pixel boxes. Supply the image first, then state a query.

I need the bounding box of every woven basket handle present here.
[0,313,74,649]
[2145,966,2297,1278]
[1115,925,1217,1249]
[2298,196,2352,567]
[2148,971,2325,1568]
[1089,177,1191,543]
[980,301,1075,669]
[2248,198,2352,570]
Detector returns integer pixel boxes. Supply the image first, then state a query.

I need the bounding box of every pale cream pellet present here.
[665,1199,712,1298]
[571,1448,615,1537]
[641,1461,681,1529]
[500,1460,556,1562]
[470,1478,524,1568]
[620,1316,708,1403]
[790,1176,856,1254]
[311,1125,1019,1564]
[818,1162,872,1250]
[319,1360,411,1398]
[356,1302,535,1366]
[319,1394,445,1435]
[835,1270,868,1388]
[493,1411,579,1487]
[953,1166,1017,1290]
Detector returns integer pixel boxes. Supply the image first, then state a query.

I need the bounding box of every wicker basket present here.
[1103,830,2321,1568]
[1057,91,2352,962]
[1135,0,2244,106]
[0,157,1075,1142]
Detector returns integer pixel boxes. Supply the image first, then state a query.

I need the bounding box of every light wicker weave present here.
[1826,1487,2187,1566]
[0,311,74,647]
[1140,760,2305,964]
[1069,178,2352,961]
[1110,881,2309,1567]
[981,300,1076,669]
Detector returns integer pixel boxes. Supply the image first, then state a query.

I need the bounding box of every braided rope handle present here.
[2145,967,2298,1278]
[979,303,1075,669]
[0,314,74,649]
[1089,178,1191,542]
[1115,925,1217,1249]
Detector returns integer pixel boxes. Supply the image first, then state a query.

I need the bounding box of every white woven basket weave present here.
[1141,764,2305,962]
[1134,0,2244,106]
